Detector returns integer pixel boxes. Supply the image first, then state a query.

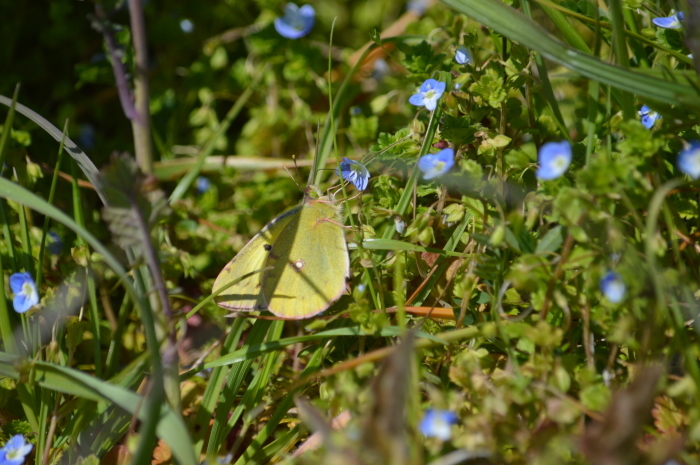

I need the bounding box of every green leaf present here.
[441,114,477,146]
[536,226,564,254]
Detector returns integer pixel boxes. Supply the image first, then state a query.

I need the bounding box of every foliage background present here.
[0,0,700,464]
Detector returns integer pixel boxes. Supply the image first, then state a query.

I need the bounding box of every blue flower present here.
[180,19,194,34]
[536,141,572,180]
[9,272,39,314]
[652,11,684,29]
[0,435,33,465]
[47,231,62,255]
[455,46,472,65]
[408,79,446,111]
[196,176,211,194]
[678,141,700,180]
[419,409,458,440]
[274,3,315,39]
[336,158,370,191]
[418,148,454,180]
[600,271,626,303]
[638,105,661,129]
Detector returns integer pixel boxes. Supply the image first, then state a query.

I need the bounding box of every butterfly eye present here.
[264,244,272,251]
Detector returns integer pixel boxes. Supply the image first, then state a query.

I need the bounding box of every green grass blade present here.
[0,354,196,465]
[0,95,104,202]
[70,160,102,378]
[232,345,324,465]
[191,317,245,458]
[36,120,67,289]
[0,85,20,169]
[349,238,465,257]
[0,177,129,290]
[206,319,272,457]
[189,326,447,375]
[440,0,700,108]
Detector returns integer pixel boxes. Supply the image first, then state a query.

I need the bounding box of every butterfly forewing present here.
[263,198,349,318]
[212,207,300,311]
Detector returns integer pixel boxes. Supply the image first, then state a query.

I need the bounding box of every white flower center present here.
[22,282,34,296]
[553,155,568,169]
[424,89,435,99]
[434,161,445,172]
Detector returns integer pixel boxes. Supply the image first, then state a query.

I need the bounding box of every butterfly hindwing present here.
[212,206,301,311]
[263,198,349,319]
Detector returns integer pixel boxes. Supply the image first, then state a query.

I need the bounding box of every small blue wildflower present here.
[419,409,458,440]
[638,105,661,129]
[652,11,684,29]
[536,141,572,180]
[678,141,700,180]
[196,176,211,194]
[180,19,194,33]
[455,46,472,65]
[418,148,454,180]
[274,3,315,39]
[600,271,626,303]
[9,272,39,314]
[0,435,33,465]
[336,158,370,191]
[408,79,446,111]
[47,231,63,255]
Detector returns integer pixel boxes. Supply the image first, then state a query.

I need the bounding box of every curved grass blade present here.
[440,0,700,109]
[185,326,447,376]
[0,95,105,202]
[0,177,129,287]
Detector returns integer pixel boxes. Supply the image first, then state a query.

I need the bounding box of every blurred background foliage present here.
[1,0,700,464]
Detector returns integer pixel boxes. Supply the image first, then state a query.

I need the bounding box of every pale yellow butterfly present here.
[212,188,349,319]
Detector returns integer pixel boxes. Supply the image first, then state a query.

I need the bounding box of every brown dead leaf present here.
[151,440,172,465]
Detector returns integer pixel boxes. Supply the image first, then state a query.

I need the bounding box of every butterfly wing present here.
[263,198,349,319]
[212,206,302,311]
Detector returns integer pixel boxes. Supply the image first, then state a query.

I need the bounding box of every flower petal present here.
[455,46,472,65]
[652,15,681,29]
[419,78,438,93]
[678,141,700,180]
[536,141,572,180]
[274,3,315,39]
[419,409,458,440]
[600,271,626,303]
[408,93,425,106]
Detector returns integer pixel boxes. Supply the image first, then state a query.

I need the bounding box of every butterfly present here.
[212,189,349,319]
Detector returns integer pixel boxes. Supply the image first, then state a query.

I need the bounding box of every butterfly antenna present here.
[283,161,304,193]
